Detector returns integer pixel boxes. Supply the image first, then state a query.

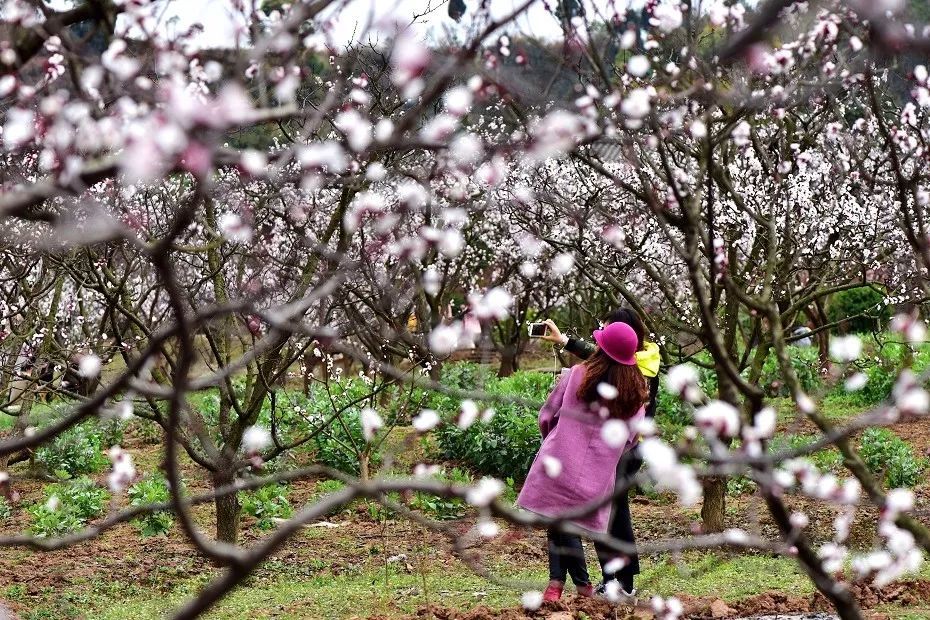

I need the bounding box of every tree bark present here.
[497,348,518,377]
[700,477,726,532]
[359,452,370,482]
[213,470,240,545]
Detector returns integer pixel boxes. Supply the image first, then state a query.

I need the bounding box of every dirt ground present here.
[2,417,930,619]
[361,579,930,619]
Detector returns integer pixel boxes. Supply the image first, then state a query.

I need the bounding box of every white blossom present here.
[360,408,383,442]
[627,55,650,77]
[476,518,499,538]
[218,213,253,243]
[650,2,684,33]
[844,372,868,392]
[621,88,651,119]
[521,591,543,610]
[601,419,630,448]
[466,477,504,507]
[694,400,741,437]
[469,287,512,320]
[242,425,272,453]
[665,364,701,402]
[886,489,914,515]
[458,400,479,430]
[597,382,619,400]
[78,354,102,378]
[829,335,862,362]
[542,455,563,478]
[412,409,440,432]
[107,446,136,493]
[443,85,473,116]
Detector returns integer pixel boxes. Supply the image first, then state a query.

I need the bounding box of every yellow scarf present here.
[636,341,660,377]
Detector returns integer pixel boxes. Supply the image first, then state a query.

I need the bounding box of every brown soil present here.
[363,580,930,619]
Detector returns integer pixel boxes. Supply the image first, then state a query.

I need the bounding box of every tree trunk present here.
[497,349,517,377]
[703,360,738,533]
[213,470,240,545]
[807,303,830,372]
[701,477,726,532]
[359,452,370,481]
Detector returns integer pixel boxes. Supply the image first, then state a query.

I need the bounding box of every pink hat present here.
[592,322,638,365]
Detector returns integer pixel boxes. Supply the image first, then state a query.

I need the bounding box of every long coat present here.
[517,364,644,534]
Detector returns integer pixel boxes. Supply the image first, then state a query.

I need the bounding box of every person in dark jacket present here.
[542,309,660,597]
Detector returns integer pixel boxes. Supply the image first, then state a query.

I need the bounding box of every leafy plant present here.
[0,497,11,520]
[241,483,294,530]
[826,286,889,334]
[726,476,756,496]
[759,347,821,397]
[407,467,473,520]
[128,475,174,537]
[28,477,109,537]
[769,434,842,472]
[433,370,554,481]
[859,428,927,488]
[34,421,113,478]
[409,492,465,520]
[314,479,346,495]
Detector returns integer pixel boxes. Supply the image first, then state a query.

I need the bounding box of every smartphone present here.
[528,322,548,338]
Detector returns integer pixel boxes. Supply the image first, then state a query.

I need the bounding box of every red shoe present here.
[543,580,564,601]
[576,584,595,597]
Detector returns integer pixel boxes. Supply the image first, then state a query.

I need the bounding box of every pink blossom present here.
[694,400,741,437]
[107,446,136,493]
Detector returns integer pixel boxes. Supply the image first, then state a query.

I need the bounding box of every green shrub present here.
[437,362,494,391]
[408,467,472,520]
[850,363,896,405]
[0,497,11,520]
[241,483,293,530]
[726,476,756,496]
[34,420,122,478]
[827,287,889,334]
[131,418,162,445]
[409,492,465,520]
[656,383,691,436]
[310,413,375,476]
[757,347,821,397]
[128,475,174,537]
[769,434,842,472]
[859,428,927,488]
[434,370,554,481]
[314,479,346,495]
[28,477,109,537]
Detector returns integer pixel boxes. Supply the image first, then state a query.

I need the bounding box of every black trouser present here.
[597,447,642,591]
[547,529,591,586]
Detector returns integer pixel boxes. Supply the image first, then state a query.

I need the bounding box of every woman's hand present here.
[540,319,569,345]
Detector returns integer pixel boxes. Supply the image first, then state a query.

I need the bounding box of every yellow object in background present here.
[636,341,660,377]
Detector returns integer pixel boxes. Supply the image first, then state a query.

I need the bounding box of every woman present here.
[541,309,660,597]
[518,321,648,602]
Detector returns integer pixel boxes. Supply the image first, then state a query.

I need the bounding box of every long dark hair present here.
[577,349,647,420]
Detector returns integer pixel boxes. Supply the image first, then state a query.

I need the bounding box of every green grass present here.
[638,552,815,601]
[821,393,872,420]
[88,566,540,620]
[69,552,834,619]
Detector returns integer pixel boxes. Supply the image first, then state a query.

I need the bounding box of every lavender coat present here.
[517,365,644,534]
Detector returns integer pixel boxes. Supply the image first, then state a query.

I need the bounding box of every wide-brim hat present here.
[592,322,638,365]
